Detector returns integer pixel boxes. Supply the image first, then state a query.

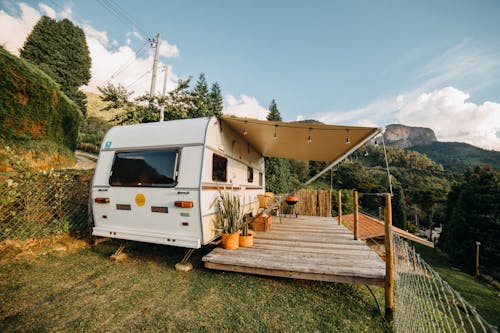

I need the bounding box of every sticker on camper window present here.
[105,141,112,148]
[135,193,146,206]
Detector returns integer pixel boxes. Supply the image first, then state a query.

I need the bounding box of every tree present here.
[209,82,223,117]
[97,83,133,111]
[442,166,499,277]
[20,16,91,117]
[267,99,281,121]
[264,100,291,194]
[105,78,196,125]
[191,73,209,118]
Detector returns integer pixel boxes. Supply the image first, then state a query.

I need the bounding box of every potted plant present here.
[239,215,254,247]
[211,190,244,250]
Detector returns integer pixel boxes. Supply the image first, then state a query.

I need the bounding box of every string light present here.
[243,121,248,136]
[273,125,278,140]
[307,128,312,143]
[345,129,351,145]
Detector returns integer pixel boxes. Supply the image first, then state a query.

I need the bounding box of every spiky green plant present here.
[211,190,244,234]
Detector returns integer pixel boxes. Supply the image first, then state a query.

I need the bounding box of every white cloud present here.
[159,41,179,58]
[396,87,500,150]
[295,115,304,121]
[38,3,56,18]
[224,94,268,120]
[0,2,180,96]
[0,3,40,54]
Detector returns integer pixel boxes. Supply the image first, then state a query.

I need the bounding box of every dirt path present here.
[72,151,97,170]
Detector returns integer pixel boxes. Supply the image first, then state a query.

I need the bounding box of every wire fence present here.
[0,170,92,242]
[394,234,496,333]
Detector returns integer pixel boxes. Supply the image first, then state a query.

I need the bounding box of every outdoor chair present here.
[257,192,281,223]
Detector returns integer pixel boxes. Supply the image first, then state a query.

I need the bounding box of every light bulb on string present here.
[307,128,312,143]
[345,129,351,145]
[273,125,278,140]
[243,121,248,136]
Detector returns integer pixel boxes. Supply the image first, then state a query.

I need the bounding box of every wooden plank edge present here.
[204,261,385,286]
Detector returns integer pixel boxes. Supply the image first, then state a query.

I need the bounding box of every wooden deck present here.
[202,216,386,286]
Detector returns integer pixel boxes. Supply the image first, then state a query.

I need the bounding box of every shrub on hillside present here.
[0,47,82,150]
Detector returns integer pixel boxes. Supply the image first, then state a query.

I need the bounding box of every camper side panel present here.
[199,118,265,244]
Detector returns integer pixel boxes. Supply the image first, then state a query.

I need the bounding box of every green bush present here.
[0,47,82,150]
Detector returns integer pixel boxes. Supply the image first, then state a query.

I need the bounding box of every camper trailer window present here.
[247,166,254,183]
[212,154,227,182]
[109,150,178,187]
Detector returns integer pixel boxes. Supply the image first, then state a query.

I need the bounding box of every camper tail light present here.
[94,197,110,204]
[174,201,193,208]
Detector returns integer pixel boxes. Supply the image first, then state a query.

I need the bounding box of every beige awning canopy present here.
[220,116,382,162]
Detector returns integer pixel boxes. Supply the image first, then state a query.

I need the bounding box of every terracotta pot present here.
[239,233,254,247]
[221,231,240,250]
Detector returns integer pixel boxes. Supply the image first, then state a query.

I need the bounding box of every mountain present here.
[383,124,499,171]
[411,141,500,172]
[383,124,437,148]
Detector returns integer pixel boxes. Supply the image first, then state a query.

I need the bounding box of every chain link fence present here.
[394,234,496,332]
[0,170,92,242]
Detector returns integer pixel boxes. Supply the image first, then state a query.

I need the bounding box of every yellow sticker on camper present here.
[135,193,146,206]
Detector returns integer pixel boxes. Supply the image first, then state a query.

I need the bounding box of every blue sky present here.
[1,0,499,150]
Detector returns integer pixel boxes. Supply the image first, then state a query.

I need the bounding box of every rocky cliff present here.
[383,124,437,148]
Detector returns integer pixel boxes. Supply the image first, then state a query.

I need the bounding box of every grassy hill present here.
[77,92,123,154]
[0,47,81,171]
[411,141,500,172]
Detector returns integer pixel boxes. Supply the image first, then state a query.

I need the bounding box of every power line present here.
[125,70,151,90]
[95,0,149,39]
[100,41,149,85]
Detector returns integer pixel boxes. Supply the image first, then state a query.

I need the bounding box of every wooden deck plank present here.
[203,252,384,279]
[202,215,386,286]
[251,242,381,258]
[256,232,361,244]
[203,248,384,270]
[252,238,377,252]
[204,262,385,286]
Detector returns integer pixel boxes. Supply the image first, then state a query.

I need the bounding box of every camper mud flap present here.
[92,227,201,248]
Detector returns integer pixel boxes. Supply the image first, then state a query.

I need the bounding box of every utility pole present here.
[160,66,168,122]
[149,33,161,100]
[162,66,169,97]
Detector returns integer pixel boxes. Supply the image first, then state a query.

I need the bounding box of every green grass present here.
[0,240,390,332]
[415,244,500,329]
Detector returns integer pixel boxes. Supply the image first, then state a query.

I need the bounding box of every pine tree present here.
[267,99,282,121]
[20,16,91,117]
[209,82,223,117]
[264,99,291,194]
[191,73,209,118]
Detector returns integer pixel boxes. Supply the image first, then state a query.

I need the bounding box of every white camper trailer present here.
[91,115,382,252]
[91,117,265,249]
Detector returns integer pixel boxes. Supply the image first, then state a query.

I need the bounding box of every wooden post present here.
[337,190,342,225]
[475,241,481,278]
[384,193,394,322]
[353,190,358,240]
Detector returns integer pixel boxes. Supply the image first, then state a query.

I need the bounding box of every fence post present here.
[384,193,394,322]
[337,190,342,225]
[475,241,481,278]
[353,190,358,240]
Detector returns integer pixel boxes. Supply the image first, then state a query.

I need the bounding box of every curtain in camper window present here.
[109,150,178,187]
